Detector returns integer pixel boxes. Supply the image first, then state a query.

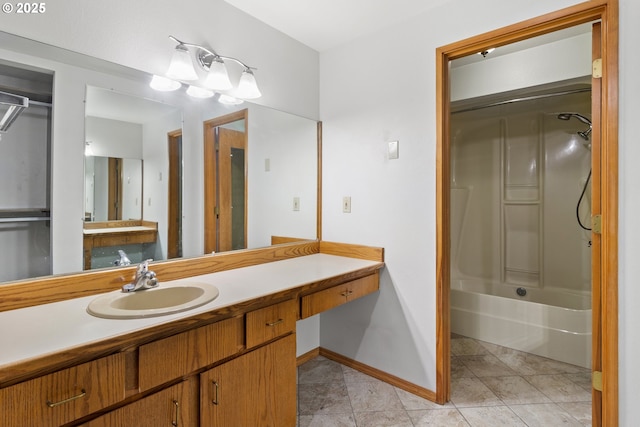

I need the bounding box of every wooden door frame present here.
[203,109,248,254]
[217,127,248,251]
[107,157,123,220]
[167,129,182,259]
[435,1,618,425]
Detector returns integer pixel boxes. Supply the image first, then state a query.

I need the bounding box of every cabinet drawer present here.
[80,377,198,427]
[301,272,379,318]
[138,315,244,391]
[0,353,125,427]
[246,299,296,349]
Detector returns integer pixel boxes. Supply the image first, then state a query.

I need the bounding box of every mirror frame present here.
[435,1,618,424]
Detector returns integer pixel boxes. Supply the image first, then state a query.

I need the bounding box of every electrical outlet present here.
[343,196,351,213]
[293,197,300,211]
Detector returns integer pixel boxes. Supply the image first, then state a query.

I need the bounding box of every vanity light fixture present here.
[154,35,262,100]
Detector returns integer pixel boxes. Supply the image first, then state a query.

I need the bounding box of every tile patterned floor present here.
[297,335,592,426]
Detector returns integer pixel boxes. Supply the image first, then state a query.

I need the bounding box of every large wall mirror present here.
[0,30,319,284]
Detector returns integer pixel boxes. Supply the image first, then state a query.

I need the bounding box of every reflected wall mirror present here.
[0,30,320,284]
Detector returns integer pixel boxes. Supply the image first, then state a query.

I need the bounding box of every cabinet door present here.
[201,334,296,427]
[80,378,198,427]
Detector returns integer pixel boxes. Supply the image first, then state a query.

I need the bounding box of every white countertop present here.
[0,254,381,369]
[83,226,156,234]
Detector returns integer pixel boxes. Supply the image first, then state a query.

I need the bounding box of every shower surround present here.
[450,91,592,368]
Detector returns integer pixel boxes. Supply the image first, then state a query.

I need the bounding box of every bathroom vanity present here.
[0,241,383,427]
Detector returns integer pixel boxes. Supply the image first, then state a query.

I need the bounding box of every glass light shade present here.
[204,59,233,90]
[186,85,214,98]
[218,94,243,105]
[235,69,262,99]
[166,45,198,81]
[149,75,181,91]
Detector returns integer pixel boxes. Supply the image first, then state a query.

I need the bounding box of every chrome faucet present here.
[122,259,158,292]
[114,250,131,266]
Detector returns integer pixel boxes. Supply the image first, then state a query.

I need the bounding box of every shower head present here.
[557,112,592,141]
[557,112,591,126]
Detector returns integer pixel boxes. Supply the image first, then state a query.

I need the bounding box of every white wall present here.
[142,111,183,260]
[319,4,639,425]
[247,104,318,247]
[85,116,143,159]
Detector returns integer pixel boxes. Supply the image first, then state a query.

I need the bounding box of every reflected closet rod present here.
[30,100,52,108]
[451,87,591,114]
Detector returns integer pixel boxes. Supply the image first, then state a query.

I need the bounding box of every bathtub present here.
[451,279,592,368]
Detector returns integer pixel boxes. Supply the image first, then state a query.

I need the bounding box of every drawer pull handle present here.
[266,319,284,327]
[340,290,354,297]
[172,399,179,426]
[211,380,219,405]
[46,389,86,408]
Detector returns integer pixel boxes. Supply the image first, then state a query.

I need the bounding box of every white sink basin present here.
[87,281,219,319]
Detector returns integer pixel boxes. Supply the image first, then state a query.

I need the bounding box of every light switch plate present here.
[343,196,351,213]
[388,140,399,159]
[293,197,300,211]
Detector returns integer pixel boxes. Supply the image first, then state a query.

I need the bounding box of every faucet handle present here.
[136,259,154,274]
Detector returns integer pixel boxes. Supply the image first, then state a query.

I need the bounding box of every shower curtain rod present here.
[451,87,591,114]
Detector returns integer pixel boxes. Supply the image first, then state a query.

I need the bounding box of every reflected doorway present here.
[204,109,248,253]
[168,129,183,259]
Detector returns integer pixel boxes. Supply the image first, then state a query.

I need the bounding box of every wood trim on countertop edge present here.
[319,347,437,403]
[319,241,384,262]
[0,241,317,313]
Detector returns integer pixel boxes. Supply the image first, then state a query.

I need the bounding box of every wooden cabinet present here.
[80,378,198,427]
[0,258,382,427]
[0,353,125,427]
[201,334,297,427]
[246,299,296,348]
[138,315,244,391]
[301,272,379,318]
